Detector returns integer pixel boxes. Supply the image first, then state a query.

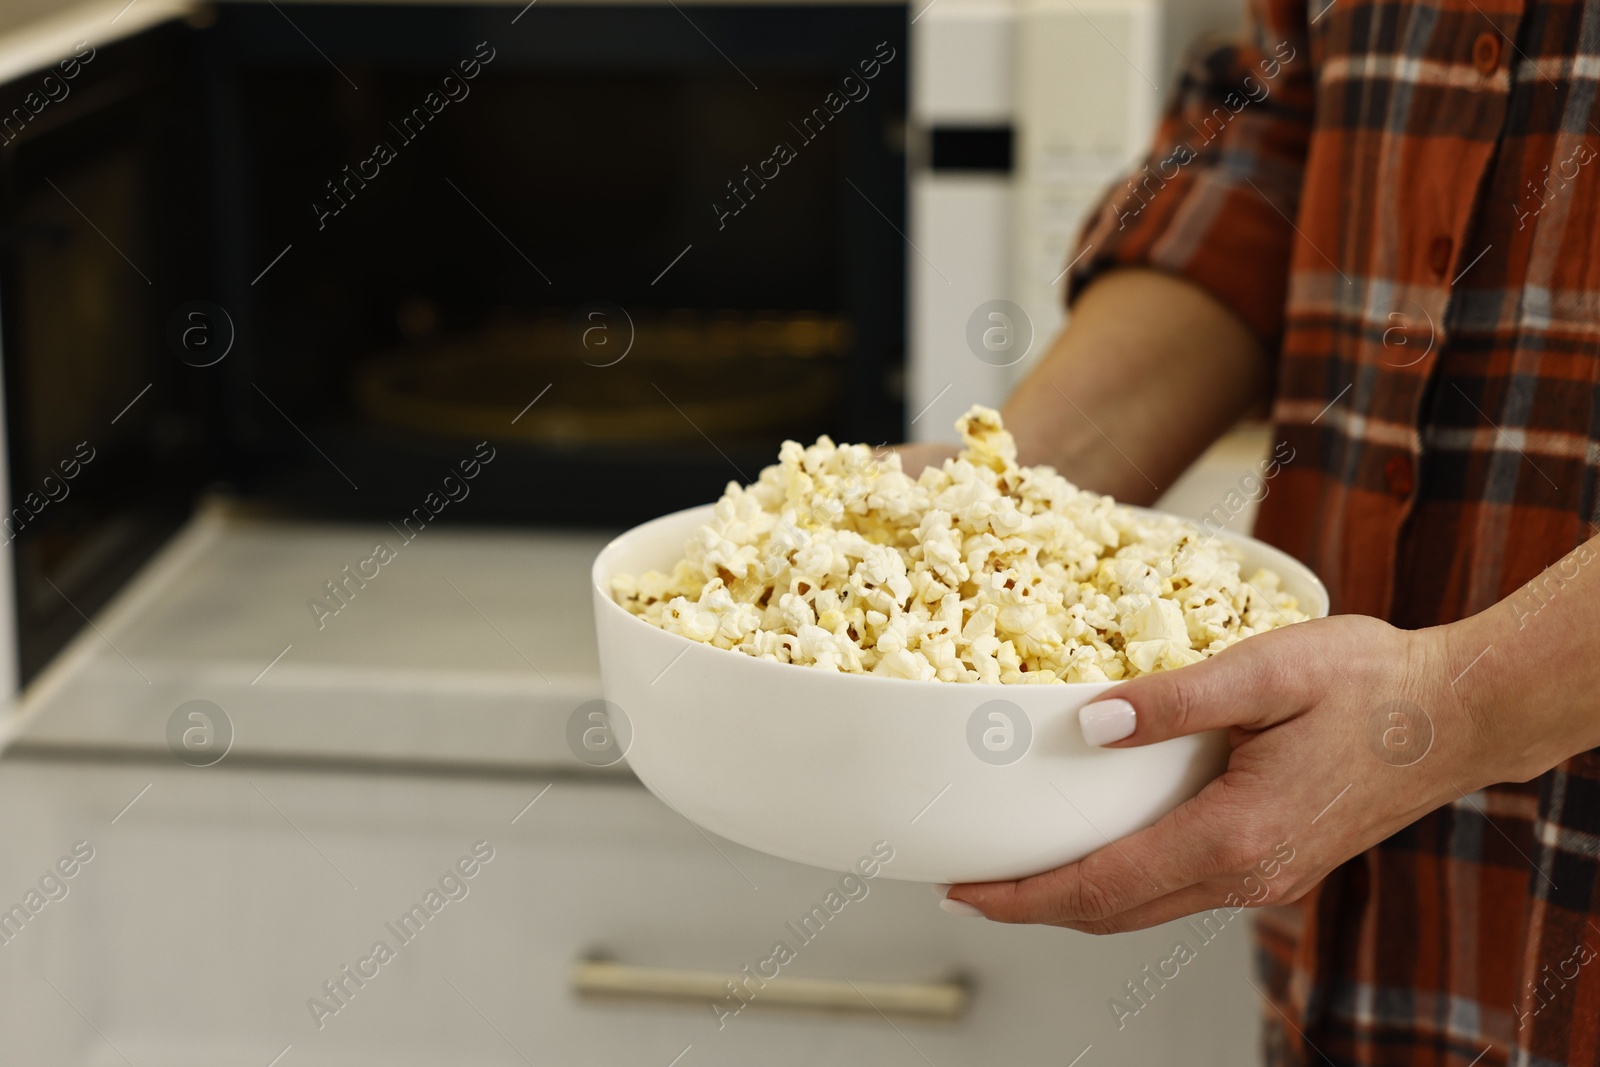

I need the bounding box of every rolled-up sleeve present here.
[1065,0,1314,351]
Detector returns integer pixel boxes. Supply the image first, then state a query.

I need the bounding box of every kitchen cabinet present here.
[0,755,1262,1066]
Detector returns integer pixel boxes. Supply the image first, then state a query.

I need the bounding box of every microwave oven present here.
[0,0,1237,749]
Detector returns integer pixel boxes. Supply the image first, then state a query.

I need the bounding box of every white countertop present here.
[6,500,619,771]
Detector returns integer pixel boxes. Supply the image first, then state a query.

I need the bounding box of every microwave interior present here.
[0,3,908,686]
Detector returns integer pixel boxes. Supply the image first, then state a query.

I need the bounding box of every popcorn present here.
[612,406,1309,684]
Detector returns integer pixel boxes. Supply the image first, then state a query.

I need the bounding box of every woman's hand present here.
[942,610,1539,933]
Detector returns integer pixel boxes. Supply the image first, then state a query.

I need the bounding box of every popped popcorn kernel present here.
[611,406,1309,684]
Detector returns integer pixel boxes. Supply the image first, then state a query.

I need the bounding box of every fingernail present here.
[935,883,984,917]
[1079,698,1136,747]
[939,897,985,918]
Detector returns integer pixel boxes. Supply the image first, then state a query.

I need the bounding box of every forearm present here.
[1444,534,1600,781]
[1001,268,1270,504]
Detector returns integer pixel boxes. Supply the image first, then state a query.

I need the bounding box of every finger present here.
[949,774,1252,924]
[1052,881,1247,936]
[1078,620,1324,749]
[1057,851,1326,936]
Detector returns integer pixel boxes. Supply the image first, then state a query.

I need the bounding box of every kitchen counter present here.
[8,500,616,771]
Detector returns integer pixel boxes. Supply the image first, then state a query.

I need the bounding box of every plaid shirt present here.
[1067,1,1600,1064]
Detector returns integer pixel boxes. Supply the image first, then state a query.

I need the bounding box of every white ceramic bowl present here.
[592,504,1328,883]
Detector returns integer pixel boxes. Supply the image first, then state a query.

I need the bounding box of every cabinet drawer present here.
[0,756,1260,1066]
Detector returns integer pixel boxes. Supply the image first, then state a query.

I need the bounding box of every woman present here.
[921,1,1600,1064]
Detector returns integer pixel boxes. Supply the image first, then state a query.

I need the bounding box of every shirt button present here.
[1384,454,1414,498]
[1472,32,1501,75]
[1428,235,1454,278]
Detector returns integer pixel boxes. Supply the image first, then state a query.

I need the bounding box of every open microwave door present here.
[0,1,216,698]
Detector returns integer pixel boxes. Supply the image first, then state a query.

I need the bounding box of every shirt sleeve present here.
[1065,0,1314,351]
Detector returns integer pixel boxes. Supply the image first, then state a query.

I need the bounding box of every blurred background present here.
[0,0,1277,1062]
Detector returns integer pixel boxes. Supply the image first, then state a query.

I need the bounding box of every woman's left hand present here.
[942,612,1536,932]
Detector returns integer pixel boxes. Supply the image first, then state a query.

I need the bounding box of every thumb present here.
[1077,624,1314,748]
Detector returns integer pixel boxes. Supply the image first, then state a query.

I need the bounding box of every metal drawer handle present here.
[572,959,969,1021]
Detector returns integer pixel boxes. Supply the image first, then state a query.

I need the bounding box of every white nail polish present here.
[1079,698,1136,747]
[932,882,952,898]
[939,897,984,918]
